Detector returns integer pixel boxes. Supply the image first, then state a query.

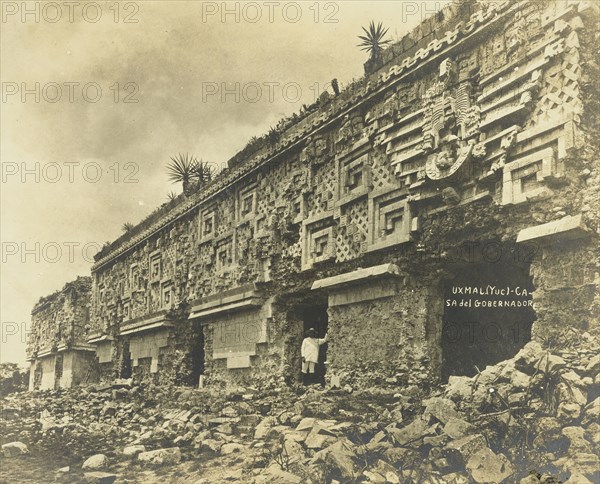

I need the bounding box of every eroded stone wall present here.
[27,277,93,390]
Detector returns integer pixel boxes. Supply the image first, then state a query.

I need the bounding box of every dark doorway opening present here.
[120,341,132,379]
[54,354,63,389]
[285,294,329,385]
[190,323,205,386]
[442,254,535,381]
[302,301,329,386]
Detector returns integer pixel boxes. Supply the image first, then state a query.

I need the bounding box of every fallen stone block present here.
[466,448,514,483]
[123,445,145,457]
[1,441,29,458]
[295,417,316,432]
[386,418,431,446]
[558,402,582,420]
[83,472,117,484]
[584,423,600,446]
[535,354,566,373]
[220,443,245,455]
[446,376,473,402]
[445,434,487,464]
[443,418,477,440]
[518,472,541,484]
[363,470,389,482]
[423,397,460,424]
[313,439,357,480]
[371,459,400,483]
[509,370,531,390]
[383,447,415,465]
[304,425,336,449]
[254,416,276,439]
[441,472,470,483]
[281,429,310,443]
[82,454,109,470]
[582,397,600,427]
[562,426,592,453]
[513,341,544,373]
[254,463,303,483]
[564,472,593,484]
[282,437,305,465]
[423,434,449,448]
[555,452,599,479]
[137,447,181,465]
[559,383,588,407]
[200,439,222,453]
[584,354,600,375]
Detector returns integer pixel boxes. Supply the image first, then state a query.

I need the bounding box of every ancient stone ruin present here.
[26,0,599,393]
[9,1,600,482]
[26,277,94,391]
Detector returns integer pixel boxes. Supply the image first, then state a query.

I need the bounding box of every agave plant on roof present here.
[122,222,135,233]
[358,21,391,61]
[167,153,215,195]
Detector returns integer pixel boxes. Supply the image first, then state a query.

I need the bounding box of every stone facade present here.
[84,0,598,389]
[27,277,95,390]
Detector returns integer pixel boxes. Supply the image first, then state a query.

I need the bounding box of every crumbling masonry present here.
[26,277,94,390]
[28,0,600,391]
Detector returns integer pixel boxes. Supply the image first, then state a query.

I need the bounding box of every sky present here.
[0,0,452,365]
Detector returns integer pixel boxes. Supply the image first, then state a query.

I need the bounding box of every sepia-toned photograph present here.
[1,0,599,482]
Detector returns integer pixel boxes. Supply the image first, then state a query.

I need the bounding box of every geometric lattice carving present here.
[336,152,371,205]
[237,184,257,222]
[335,200,369,263]
[368,189,411,251]
[149,250,161,282]
[215,237,234,273]
[199,207,216,242]
[307,164,336,217]
[301,218,335,270]
[527,31,582,128]
[502,147,554,205]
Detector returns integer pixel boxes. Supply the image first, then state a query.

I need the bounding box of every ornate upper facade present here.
[27,276,91,360]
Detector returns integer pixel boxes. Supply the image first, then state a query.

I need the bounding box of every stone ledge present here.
[516,214,591,244]
[311,263,401,291]
[120,311,175,336]
[87,334,113,344]
[189,284,263,319]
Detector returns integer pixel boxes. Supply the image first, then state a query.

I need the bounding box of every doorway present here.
[441,255,535,380]
[190,322,205,386]
[302,301,329,386]
[285,294,329,385]
[54,354,63,389]
[120,341,132,379]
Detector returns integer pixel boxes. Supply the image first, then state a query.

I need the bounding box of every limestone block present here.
[1,441,29,458]
[82,454,109,470]
[466,448,514,483]
[137,447,182,465]
[83,472,117,484]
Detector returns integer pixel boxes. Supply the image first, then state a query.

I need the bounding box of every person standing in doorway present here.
[301,328,327,385]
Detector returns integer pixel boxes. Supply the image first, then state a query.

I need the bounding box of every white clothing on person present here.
[301,334,327,374]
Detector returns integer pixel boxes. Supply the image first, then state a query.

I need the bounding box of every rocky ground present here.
[1,334,599,484]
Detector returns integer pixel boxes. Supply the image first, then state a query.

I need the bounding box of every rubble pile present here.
[1,334,598,483]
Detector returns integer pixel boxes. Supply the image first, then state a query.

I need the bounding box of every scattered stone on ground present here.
[1,335,599,483]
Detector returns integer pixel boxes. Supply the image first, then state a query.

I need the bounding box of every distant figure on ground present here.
[301,328,328,385]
